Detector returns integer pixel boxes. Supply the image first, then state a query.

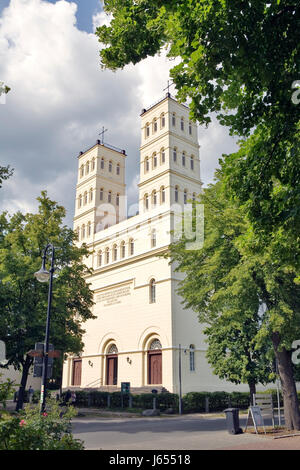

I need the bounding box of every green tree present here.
[0,166,13,189]
[204,314,274,404]
[0,192,95,411]
[96,0,300,238]
[167,179,300,429]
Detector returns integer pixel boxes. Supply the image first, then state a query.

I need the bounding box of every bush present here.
[182,392,207,413]
[0,399,84,450]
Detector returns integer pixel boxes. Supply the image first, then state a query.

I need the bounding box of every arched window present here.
[161,113,165,128]
[89,188,93,202]
[153,118,158,133]
[87,221,91,237]
[189,122,192,135]
[181,117,184,131]
[184,189,188,205]
[189,344,195,371]
[172,113,176,126]
[78,194,82,208]
[105,247,110,264]
[81,224,85,239]
[144,194,149,211]
[182,152,186,166]
[100,188,104,201]
[116,194,120,206]
[116,164,120,175]
[151,229,156,248]
[113,244,118,261]
[173,148,177,162]
[92,158,96,170]
[129,238,134,256]
[161,148,165,164]
[97,250,102,267]
[101,158,105,169]
[109,161,112,173]
[76,227,80,239]
[86,161,90,174]
[149,279,156,303]
[149,338,161,350]
[160,186,165,204]
[120,241,126,259]
[190,155,194,170]
[153,153,157,168]
[80,165,84,178]
[145,123,150,137]
[152,190,157,207]
[175,186,179,203]
[84,192,88,205]
[107,344,118,354]
[108,191,112,203]
[145,157,149,173]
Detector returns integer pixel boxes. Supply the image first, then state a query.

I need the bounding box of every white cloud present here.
[0,0,237,226]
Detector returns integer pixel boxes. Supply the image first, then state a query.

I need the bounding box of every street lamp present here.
[34,244,55,413]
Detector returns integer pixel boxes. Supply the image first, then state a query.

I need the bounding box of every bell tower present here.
[138,93,201,214]
[74,140,127,243]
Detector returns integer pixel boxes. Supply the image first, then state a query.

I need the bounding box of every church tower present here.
[74,140,127,244]
[138,93,201,214]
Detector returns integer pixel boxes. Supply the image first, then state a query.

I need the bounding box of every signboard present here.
[121,382,130,394]
[245,406,266,434]
[32,343,55,378]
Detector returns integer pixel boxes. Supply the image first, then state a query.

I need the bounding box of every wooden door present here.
[72,359,82,386]
[106,356,118,385]
[148,351,162,384]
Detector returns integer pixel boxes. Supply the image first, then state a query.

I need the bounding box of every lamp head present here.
[34,267,50,283]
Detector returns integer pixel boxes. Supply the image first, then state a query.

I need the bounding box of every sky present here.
[0,0,238,227]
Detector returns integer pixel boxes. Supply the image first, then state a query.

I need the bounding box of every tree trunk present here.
[16,355,32,412]
[272,333,300,430]
[248,380,256,406]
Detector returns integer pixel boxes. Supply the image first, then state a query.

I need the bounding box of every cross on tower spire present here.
[163,79,174,96]
[99,126,108,144]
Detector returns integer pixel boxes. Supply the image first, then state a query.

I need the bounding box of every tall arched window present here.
[151,229,156,248]
[161,148,165,164]
[100,188,104,201]
[113,244,118,261]
[145,157,149,173]
[182,152,186,166]
[101,158,105,169]
[80,165,84,178]
[129,238,134,256]
[109,161,112,173]
[92,158,95,170]
[78,194,82,208]
[153,153,157,168]
[116,194,120,206]
[76,227,80,239]
[89,188,93,202]
[84,192,88,205]
[152,190,157,207]
[161,113,165,128]
[105,247,110,264]
[189,122,192,135]
[116,164,120,175]
[175,186,179,203]
[160,186,165,204]
[173,148,177,162]
[149,279,156,303]
[86,161,90,174]
[153,118,158,133]
[181,117,184,131]
[81,224,85,239]
[87,221,91,237]
[189,344,195,371]
[97,250,102,267]
[120,241,126,259]
[172,113,176,126]
[144,194,149,211]
[190,155,194,170]
[108,191,112,203]
[184,189,188,205]
[145,123,150,137]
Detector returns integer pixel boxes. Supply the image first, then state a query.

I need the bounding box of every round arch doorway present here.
[147,339,162,385]
[106,344,118,385]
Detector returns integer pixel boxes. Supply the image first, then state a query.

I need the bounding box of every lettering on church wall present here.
[96,284,132,307]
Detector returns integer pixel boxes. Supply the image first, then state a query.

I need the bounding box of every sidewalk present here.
[222,435,300,450]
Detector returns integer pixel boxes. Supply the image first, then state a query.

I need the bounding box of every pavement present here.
[71,412,300,450]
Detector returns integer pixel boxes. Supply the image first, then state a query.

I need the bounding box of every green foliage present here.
[0,191,95,373]
[0,374,16,409]
[0,165,13,189]
[0,399,84,450]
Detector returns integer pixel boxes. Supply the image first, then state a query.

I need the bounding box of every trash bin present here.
[224,408,243,434]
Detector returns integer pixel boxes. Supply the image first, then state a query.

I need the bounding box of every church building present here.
[62,93,241,394]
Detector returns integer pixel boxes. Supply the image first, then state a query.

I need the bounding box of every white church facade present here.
[62,94,248,395]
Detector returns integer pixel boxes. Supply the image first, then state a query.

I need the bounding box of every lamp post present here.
[34,244,55,413]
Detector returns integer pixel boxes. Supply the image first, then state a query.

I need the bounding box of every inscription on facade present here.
[96,285,131,307]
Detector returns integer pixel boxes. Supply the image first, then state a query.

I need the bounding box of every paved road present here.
[72,414,265,450]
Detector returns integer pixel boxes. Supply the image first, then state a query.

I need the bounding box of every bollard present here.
[205,396,209,413]
[153,397,157,410]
